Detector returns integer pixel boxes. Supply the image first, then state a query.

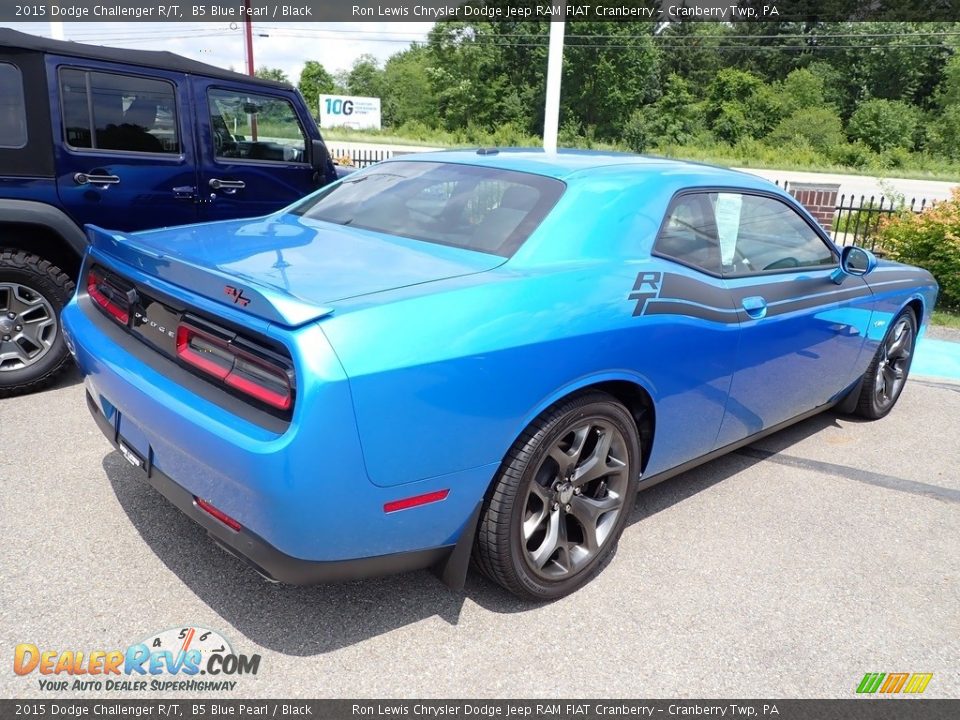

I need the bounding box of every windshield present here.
[291,161,565,257]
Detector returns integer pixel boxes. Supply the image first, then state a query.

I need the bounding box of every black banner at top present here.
[3,0,960,23]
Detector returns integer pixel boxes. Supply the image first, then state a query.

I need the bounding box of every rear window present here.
[0,63,27,149]
[291,161,565,257]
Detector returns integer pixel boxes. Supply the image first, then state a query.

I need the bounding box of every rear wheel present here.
[853,308,917,420]
[474,392,640,600]
[0,249,75,398]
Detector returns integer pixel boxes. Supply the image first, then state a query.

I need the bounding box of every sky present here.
[4,21,435,85]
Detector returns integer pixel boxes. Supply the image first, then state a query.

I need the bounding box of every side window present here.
[0,63,28,149]
[59,69,179,154]
[719,193,836,274]
[208,90,306,163]
[654,193,722,275]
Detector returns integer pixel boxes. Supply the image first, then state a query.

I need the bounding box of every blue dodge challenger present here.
[62,150,938,600]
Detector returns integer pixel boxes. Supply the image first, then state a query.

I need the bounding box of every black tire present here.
[474,391,640,601]
[852,307,918,420]
[0,249,75,398]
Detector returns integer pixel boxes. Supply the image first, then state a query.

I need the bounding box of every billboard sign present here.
[318,95,382,130]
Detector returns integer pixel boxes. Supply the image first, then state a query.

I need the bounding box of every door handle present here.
[741,295,767,320]
[74,172,120,186]
[208,178,246,193]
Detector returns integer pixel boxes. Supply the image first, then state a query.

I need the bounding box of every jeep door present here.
[51,58,200,231]
[193,78,317,221]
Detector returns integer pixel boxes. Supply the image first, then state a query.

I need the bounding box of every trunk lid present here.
[86,214,503,327]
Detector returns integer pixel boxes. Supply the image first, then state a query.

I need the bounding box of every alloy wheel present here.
[521,419,630,580]
[0,282,58,372]
[874,316,913,409]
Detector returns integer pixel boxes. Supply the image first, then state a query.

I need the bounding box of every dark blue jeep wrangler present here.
[0,29,339,396]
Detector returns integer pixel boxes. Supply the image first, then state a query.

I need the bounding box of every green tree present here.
[633,74,701,148]
[778,68,827,115]
[655,22,728,91]
[811,22,954,114]
[925,55,960,159]
[560,22,661,140]
[345,54,385,98]
[254,66,289,84]
[298,61,336,113]
[381,46,437,127]
[426,22,532,132]
[847,99,919,152]
[706,69,781,144]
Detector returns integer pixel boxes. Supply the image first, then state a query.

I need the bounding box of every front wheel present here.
[474,392,640,600]
[852,308,917,420]
[0,249,75,398]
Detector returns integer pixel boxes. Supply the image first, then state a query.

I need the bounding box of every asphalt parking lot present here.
[1,362,958,699]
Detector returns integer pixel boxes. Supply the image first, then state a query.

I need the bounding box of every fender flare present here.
[0,200,87,255]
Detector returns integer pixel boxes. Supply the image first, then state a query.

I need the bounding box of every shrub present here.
[926,105,960,161]
[623,109,650,153]
[767,107,844,153]
[848,99,919,153]
[878,188,960,308]
[830,140,877,169]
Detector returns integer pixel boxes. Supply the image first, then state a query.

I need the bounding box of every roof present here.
[388,148,771,187]
[0,29,292,90]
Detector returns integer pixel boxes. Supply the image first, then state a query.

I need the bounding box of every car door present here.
[641,192,742,475]
[52,60,200,231]
[193,79,316,221]
[711,190,874,446]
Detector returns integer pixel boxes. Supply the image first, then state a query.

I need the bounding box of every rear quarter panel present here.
[319,172,744,487]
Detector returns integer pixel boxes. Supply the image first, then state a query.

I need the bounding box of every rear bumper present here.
[85,389,451,584]
[62,260,496,575]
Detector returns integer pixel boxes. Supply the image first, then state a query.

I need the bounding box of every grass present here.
[932,308,960,329]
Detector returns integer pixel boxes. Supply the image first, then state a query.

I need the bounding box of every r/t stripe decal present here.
[628,271,662,316]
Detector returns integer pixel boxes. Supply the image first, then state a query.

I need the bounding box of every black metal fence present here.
[327,146,394,168]
[831,194,929,250]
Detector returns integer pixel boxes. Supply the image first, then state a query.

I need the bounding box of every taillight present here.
[87,269,132,325]
[194,498,242,531]
[176,322,293,411]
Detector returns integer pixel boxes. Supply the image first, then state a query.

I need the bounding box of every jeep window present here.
[208,89,306,164]
[291,161,565,257]
[0,63,28,149]
[59,69,179,154]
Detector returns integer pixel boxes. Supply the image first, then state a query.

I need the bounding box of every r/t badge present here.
[628,272,662,316]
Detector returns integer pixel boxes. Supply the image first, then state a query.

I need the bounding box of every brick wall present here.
[788,182,840,231]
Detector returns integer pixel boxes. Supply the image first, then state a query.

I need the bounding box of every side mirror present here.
[831,245,877,284]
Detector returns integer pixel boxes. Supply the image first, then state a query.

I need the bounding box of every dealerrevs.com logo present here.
[13,627,261,692]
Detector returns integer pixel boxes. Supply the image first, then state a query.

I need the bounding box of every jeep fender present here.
[0,199,87,255]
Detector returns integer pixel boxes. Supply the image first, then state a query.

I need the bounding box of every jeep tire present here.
[0,249,75,397]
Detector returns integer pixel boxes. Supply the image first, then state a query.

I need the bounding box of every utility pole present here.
[542,5,566,154]
[243,0,258,140]
[244,0,255,76]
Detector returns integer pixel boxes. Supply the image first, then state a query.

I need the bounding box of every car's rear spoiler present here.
[85,225,334,327]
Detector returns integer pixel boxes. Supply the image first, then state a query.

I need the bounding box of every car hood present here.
[127,212,505,305]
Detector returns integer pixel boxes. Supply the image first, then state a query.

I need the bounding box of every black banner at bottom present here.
[2,700,957,720]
